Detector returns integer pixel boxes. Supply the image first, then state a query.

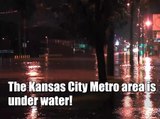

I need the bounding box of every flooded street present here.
[1,0,160,118]
[114,54,160,119]
[0,53,160,118]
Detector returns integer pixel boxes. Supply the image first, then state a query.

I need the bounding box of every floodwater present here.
[0,53,160,119]
[114,54,160,119]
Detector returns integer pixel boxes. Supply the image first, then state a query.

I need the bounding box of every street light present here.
[127,3,130,7]
[145,20,152,27]
[115,40,120,46]
[144,19,152,57]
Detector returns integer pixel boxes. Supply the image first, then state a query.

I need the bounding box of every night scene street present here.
[0,0,160,119]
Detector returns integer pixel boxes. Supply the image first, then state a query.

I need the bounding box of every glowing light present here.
[145,20,152,27]
[126,44,130,48]
[117,93,133,118]
[26,106,38,119]
[28,65,40,69]
[0,10,18,15]
[25,62,41,77]
[133,47,138,53]
[144,57,151,67]
[143,92,153,119]
[27,70,39,77]
[115,40,120,46]
[123,94,132,108]
[144,57,152,81]
[124,48,127,51]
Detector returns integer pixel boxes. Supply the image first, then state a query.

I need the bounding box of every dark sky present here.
[0,0,160,40]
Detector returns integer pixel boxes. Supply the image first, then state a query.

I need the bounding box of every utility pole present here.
[130,0,134,75]
[137,7,140,64]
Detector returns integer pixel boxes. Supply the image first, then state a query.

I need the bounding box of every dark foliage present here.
[14,0,35,19]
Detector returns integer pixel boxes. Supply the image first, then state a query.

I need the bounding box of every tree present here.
[53,0,128,82]
[73,0,127,82]
[47,0,128,82]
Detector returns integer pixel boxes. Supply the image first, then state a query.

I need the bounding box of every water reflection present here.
[15,53,159,118]
[115,56,158,119]
[24,62,42,118]
[142,92,154,119]
[94,54,98,78]
[26,94,38,119]
[121,93,134,118]
[144,57,152,82]
[142,57,154,118]
[24,61,44,82]
[120,65,131,82]
[25,62,41,77]
[26,106,38,119]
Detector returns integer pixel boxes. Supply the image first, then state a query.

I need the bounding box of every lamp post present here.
[129,0,134,74]
[144,19,152,57]
[145,20,152,27]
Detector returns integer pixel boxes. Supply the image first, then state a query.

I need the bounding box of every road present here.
[0,53,160,118]
[0,55,97,81]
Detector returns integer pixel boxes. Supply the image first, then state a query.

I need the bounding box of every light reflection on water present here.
[120,92,134,118]
[144,57,152,82]
[24,59,49,82]
[26,106,38,119]
[115,54,159,119]
[25,62,40,118]
[143,58,153,118]
[23,60,47,118]
[20,53,160,118]
[25,61,41,78]
[26,94,38,119]
[143,92,154,119]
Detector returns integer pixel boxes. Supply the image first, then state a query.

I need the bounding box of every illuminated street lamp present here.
[127,3,130,7]
[144,19,152,56]
[145,20,152,27]
[115,40,120,46]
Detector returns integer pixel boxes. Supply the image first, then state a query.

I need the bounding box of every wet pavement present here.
[0,53,160,119]
[113,56,160,119]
